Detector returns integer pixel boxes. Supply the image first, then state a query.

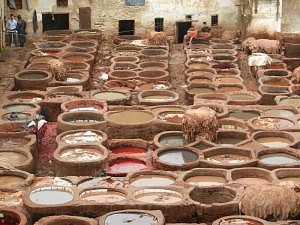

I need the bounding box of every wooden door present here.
[79,7,91,29]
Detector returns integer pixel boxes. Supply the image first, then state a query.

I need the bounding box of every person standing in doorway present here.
[16,15,26,47]
[6,14,17,46]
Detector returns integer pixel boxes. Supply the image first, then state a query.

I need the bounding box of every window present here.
[155,18,163,32]
[125,0,145,6]
[57,0,68,7]
[211,15,218,27]
[7,0,22,9]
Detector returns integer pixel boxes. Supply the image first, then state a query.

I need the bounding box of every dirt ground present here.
[0,39,257,176]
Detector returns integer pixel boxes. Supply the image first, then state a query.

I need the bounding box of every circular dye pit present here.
[59,131,105,144]
[130,174,175,187]
[137,82,170,91]
[263,109,295,118]
[62,54,92,62]
[3,104,35,112]
[109,158,147,173]
[264,80,290,86]
[215,77,242,84]
[158,134,190,147]
[19,72,48,80]
[157,111,184,124]
[259,153,299,165]
[280,177,300,184]
[233,177,269,185]
[206,154,250,164]
[188,76,213,84]
[58,147,104,161]
[213,137,245,147]
[228,93,256,101]
[218,85,244,93]
[31,177,72,188]
[111,146,147,154]
[188,87,215,94]
[107,111,154,124]
[158,149,199,165]
[0,137,31,147]
[8,93,44,103]
[80,189,126,203]
[133,189,183,204]
[105,212,158,225]
[229,111,260,120]
[187,62,210,69]
[143,95,174,101]
[0,175,25,186]
[279,97,300,106]
[29,187,73,205]
[1,112,31,121]
[0,152,27,165]
[251,117,295,130]
[185,176,226,186]
[255,136,292,148]
[186,70,215,77]
[93,91,128,101]
[218,218,263,225]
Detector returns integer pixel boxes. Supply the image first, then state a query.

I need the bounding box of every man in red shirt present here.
[187,25,198,46]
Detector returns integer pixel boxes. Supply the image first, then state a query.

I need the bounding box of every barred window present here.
[155,18,163,32]
[57,0,68,7]
[125,0,145,6]
[211,15,219,27]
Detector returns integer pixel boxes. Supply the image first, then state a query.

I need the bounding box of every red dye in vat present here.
[111,147,147,154]
[0,223,13,225]
[109,158,147,173]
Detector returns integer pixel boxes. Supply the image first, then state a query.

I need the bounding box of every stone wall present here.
[281,0,300,33]
[246,0,282,34]
[4,0,239,40]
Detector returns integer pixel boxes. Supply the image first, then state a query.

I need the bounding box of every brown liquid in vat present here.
[255,136,292,148]
[206,154,250,164]
[185,176,226,186]
[264,80,290,86]
[0,176,25,185]
[0,152,27,165]
[233,177,269,185]
[108,111,153,124]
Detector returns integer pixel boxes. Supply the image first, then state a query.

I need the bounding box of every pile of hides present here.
[0,157,15,171]
[182,107,218,142]
[145,31,168,46]
[221,30,241,40]
[48,59,67,81]
[240,184,300,220]
[292,66,300,83]
[242,37,280,54]
[248,53,272,67]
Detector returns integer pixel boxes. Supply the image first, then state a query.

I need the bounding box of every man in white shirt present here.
[6,14,17,46]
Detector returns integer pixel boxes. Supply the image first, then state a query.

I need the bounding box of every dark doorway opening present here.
[119,20,135,35]
[42,13,69,32]
[79,7,91,29]
[155,18,164,32]
[176,21,192,43]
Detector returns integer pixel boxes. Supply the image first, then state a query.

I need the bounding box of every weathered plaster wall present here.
[246,0,282,34]
[281,0,300,33]
[98,0,239,38]
[4,0,239,40]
